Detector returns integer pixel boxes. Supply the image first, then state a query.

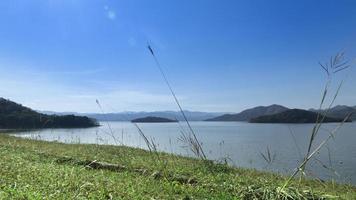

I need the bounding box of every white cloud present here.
[65,90,178,113]
[107,11,116,20]
[104,5,116,20]
[0,64,181,112]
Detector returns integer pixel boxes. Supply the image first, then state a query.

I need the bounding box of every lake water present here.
[11,121,356,185]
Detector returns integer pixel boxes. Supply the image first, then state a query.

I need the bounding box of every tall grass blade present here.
[147,44,206,159]
[281,52,352,191]
[95,99,122,145]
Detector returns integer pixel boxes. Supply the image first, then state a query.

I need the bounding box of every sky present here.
[0,0,355,113]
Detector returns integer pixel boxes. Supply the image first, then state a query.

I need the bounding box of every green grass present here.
[0,134,355,199]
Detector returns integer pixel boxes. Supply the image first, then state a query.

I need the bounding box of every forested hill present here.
[0,98,98,129]
[249,109,351,123]
[206,104,289,121]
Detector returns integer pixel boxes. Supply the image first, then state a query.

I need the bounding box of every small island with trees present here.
[131,116,178,123]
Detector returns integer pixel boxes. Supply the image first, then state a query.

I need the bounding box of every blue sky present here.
[0,0,355,113]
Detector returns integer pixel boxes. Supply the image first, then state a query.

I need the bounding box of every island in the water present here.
[0,98,98,129]
[131,116,178,123]
[249,109,352,123]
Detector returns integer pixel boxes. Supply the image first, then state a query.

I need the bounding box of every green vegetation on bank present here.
[0,98,98,129]
[0,134,355,199]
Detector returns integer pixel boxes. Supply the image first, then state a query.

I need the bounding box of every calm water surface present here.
[12,121,356,185]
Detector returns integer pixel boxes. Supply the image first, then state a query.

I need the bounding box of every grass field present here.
[0,134,355,199]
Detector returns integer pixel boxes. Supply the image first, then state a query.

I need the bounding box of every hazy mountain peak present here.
[309,105,356,121]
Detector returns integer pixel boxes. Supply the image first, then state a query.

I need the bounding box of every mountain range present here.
[40,111,225,121]
[309,105,356,121]
[40,104,356,123]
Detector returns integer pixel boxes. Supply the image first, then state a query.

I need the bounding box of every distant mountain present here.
[40,111,225,121]
[39,111,80,116]
[131,116,178,123]
[250,109,351,123]
[0,98,98,129]
[206,104,289,121]
[309,105,356,121]
[89,111,225,121]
